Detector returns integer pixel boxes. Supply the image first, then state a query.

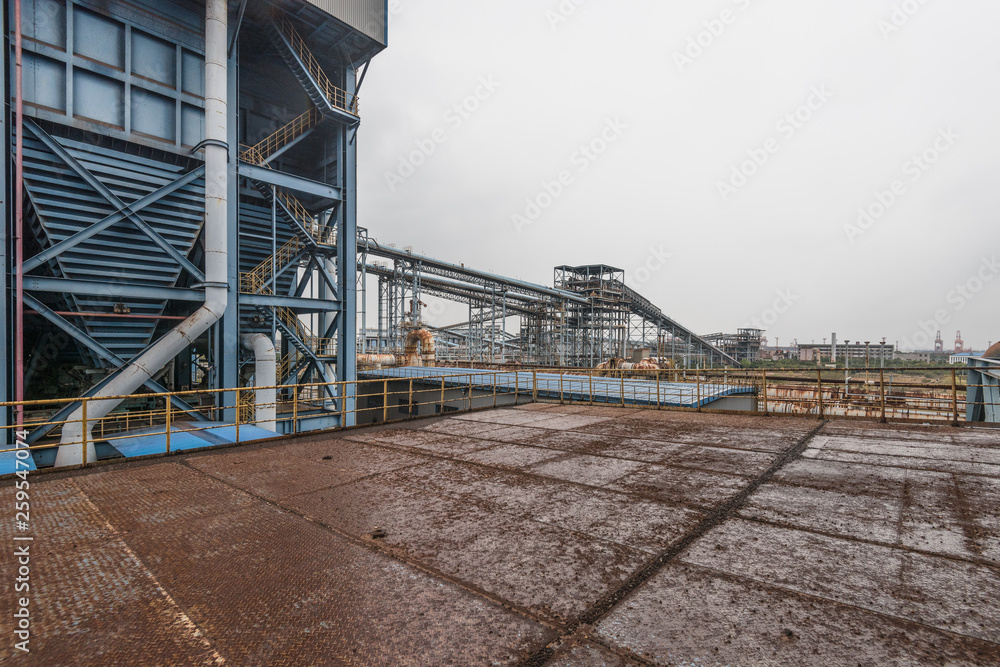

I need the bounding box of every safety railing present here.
[274,14,359,117]
[240,236,306,295]
[240,107,323,167]
[0,366,993,473]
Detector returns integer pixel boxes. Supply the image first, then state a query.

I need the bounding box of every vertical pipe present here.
[14,0,24,426]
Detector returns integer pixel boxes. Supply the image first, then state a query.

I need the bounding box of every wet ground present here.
[2,405,998,665]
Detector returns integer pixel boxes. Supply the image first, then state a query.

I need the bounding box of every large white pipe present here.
[243,334,276,431]
[55,0,229,466]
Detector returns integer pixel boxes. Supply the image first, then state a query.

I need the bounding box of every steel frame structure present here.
[5,0,387,440]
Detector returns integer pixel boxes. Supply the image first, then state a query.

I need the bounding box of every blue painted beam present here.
[238,293,341,311]
[24,276,204,302]
[240,162,341,200]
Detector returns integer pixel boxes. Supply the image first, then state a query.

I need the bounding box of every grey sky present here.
[356,0,1000,351]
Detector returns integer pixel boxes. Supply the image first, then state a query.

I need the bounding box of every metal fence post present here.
[235,387,240,443]
[81,399,88,467]
[589,371,594,406]
[656,369,661,410]
[492,373,497,408]
[409,379,415,417]
[292,385,298,434]
[559,373,564,405]
[382,380,389,422]
[468,373,473,411]
[620,371,625,407]
[879,368,887,423]
[165,396,172,454]
[761,370,768,416]
[340,382,347,426]
[817,370,824,419]
[951,368,959,426]
[440,376,445,413]
[696,373,701,412]
[532,371,538,402]
[514,371,519,405]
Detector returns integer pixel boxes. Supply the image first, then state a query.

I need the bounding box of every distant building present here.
[799,342,894,364]
[949,352,985,364]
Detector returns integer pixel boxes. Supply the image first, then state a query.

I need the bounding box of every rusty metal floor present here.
[3,406,999,665]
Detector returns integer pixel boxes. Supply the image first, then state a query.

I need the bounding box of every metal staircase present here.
[266,13,360,123]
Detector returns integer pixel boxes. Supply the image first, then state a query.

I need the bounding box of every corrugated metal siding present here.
[306,0,386,44]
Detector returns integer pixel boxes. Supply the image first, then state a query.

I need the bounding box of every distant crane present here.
[955,331,966,353]
[934,331,944,353]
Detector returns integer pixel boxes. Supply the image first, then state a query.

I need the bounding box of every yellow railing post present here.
[165,396,172,454]
[761,370,768,415]
[620,371,625,408]
[340,382,347,427]
[440,376,445,413]
[492,373,497,408]
[532,371,538,402]
[589,371,594,406]
[656,369,660,410]
[382,380,389,422]
[409,379,415,417]
[81,399,88,467]
[468,374,473,411]
[559,373,564,405]
[235,388,241,443]
[292,385,298,434]
[696,373,701,412]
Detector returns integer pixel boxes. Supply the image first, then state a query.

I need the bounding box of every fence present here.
[1,365,994,471]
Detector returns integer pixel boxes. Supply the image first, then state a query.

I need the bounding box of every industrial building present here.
[6,0,385,461]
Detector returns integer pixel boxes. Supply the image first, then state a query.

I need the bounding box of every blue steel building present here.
[4,1,387,459]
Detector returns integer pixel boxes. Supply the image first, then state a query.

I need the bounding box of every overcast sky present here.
[355,0,1000,351]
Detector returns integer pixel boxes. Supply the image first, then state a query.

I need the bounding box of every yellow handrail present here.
[275,15,359,117]
[240,107,323,166]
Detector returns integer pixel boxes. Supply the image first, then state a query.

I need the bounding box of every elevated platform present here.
[359,366,756,409]
[3,407,998,663]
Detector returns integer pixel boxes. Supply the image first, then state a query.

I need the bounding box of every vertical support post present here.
[382,380,388,422]
[817,370,824,419]
[408,378,414,418]
[514,370,519,405]
[292,385,298,434]
[656,369,661,410]
[80,399,88,467]
[761,370,768,415]
[879,368,886,423]
[340,381,347,426]
[589,371,594,406]
[696,372,701,412]
[440,376,445,413]
[235,387,240,443]
[951,368,959,426]
[165,395,172,454]
[468,373,473,411]
[532,371,538,402]
[336,71,360,428]
[559,373,564,405]
[620,371,625,408]
[492,373,497,408]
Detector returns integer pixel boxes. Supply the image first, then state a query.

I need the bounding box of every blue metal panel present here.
[72,69,124,127]
[22,0,67,48]
[131,29,176,87]
[22,52,65,112]
[73,6,125,69]
[131,88,176,141]
[22,128,205,360]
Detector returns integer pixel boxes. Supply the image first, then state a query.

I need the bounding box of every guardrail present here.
[1,366,992,471]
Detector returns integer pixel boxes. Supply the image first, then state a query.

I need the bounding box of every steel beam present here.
[239,162,341,200]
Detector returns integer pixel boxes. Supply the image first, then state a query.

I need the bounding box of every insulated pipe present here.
[357,354,403,369]
[243,334,276,431]
[14,0,24,427]
[54,0,229,466]
[404,329,436,367]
